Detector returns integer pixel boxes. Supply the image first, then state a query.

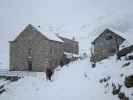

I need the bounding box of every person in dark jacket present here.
[46,68,53,81]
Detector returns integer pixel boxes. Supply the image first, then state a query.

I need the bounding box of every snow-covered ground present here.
[0,23,133,100]
[0,54,133,100]
[0,0,133,99]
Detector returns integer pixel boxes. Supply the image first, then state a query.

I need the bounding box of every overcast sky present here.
[0,0,133,66]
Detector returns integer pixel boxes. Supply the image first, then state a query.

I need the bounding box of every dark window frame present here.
[105,35,113,40]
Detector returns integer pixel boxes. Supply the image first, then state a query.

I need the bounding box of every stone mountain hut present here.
[9,24,65,72]
[9,24,79,72]
[90,28,126,62]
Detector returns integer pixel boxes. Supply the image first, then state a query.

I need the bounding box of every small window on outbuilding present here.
[105,35,113,40]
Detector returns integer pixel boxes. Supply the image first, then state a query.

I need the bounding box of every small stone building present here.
[9,24,64,72]
[90,28,125,62]
[58,36,79,54]
[57,35,79,66]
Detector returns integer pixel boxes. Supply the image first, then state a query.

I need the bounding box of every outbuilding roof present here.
[32,25,64,43]
[91,27,126,43]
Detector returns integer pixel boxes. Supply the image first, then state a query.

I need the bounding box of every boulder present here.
[6,76,20,82]
[117,45,133,59]
[124,75,133,88]
[0,88,5,94]
[122,62,130,68]
[118,92,129,100]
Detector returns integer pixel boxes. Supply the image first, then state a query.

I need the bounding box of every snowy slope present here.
[0,55,133,100]
[0,24,133,100]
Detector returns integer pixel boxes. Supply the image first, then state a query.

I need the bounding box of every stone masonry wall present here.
[91,31,125,62]
[10,25,51,71]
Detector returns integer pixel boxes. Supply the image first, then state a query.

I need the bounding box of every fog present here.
[0,0,133,66]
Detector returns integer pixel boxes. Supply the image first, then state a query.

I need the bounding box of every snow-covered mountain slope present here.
[0,55,133,100]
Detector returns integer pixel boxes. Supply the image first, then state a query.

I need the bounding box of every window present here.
[28,61,32,71]
[105,35,113,40]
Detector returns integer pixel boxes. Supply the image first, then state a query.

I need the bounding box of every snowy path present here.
[0,57,133,100]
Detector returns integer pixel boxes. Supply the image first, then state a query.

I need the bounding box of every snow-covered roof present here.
[120,37,133,49]
[11,24,64,43]
[43,32,64,42]
[107,27,127,39]
[30,25,64,42]
[64,52,79,58]
[91,27,127,43]
[56,33,77,41]
[106,28,133,46]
